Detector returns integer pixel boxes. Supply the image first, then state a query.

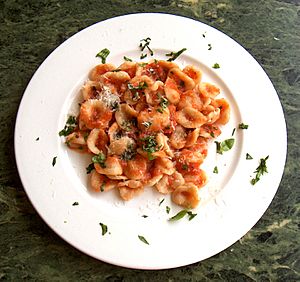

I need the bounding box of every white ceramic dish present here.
[14,13,287,269]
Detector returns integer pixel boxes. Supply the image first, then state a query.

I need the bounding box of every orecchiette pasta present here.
[62,58,230,209]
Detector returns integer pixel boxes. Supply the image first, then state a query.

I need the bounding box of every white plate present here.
[14,13,287,269]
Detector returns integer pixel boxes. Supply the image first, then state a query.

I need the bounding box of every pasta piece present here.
[177,90,203,111]
[176,107,207,128]
[87,128,108,155]
[183,169,208,188]
[119,61,138,78]
[156,133,174,157]
[171,183,200,209]
[119,187,144,201]
[183,65,202,85]
[170,125,187,149]
[118,180,143,189]
[137,107,170,132]
[214,98,230,125]
[199,82,220,98]
[115,104,138,131]
[90,170,117,192]
[108,122,122,142]
[82,81,102,100]
[108,136,135,156]
[123,154,149,180]
[80,99,112,129]
[153,157,175,176]
[199,124,221,139]
[185,128,200,148]
[89,63,116,81]
[65,131,87,152]
[94,156,123,176]
[155,171,184,194]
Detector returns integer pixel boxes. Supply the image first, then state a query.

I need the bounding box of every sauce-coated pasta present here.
[62,59,230,209]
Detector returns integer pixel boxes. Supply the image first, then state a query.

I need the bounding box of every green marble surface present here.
[0,0,299,281]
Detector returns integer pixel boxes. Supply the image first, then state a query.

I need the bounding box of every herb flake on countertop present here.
[251,156,269,185]
[96,48,110,64]
[138,235,149,245]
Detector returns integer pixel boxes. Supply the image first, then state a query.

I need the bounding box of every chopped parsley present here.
[92,152,106,168]
[111,68,121,72]
[141,135,161,160]
[35,137,39,141]
[239,123,249,129]
[100,182,105,192]
[72,202,79,206]
[128,81,148,101]
[208,44,212,50]
[123,56,132,62]
[121,144,136,161]
[246,153,253,160]
[139,37,153,59]
[99,223,108,236]
[166,206,170,214]
[159,199,165,206]
[156,108,164,114]
[59,115,77,137]
[86,163,94,174]
[165,48,187,61]
[141,121,152,128]
[168,210,187,221]
[182,163,189,171]
[215,138,235,154]
[231,128,236,136]
[142,215,148,218]
[213,166,218,174]
[251,156,269,185]
[96,48,110,64]
[52,156,57,167]
[212,63,220,69]
[138,235,149,245]
[159,96,169,110]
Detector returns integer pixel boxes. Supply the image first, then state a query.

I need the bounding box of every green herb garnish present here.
[251,156,269,185]
[169,210,188,221]
[246,153,253,160]
[124,56,132,62]
[100,182,105,192]
[182,164,188,171]
[142,215,148,218]
[231,128,236,136]
[159,199,165,206]
[86,163,94,174]
[208,44,212,50]
[121,144,136,161]
[96,48,110,64]
[138,235,149,245]
[166,206,170,214]
[92,152,106,168]
[59,115,77,137]
[213,166,218,174]
[52,156,57,167]
[139,37,153,59]
[166,48,187,61]
[215,138,235,154]
[239,123,249,129]
[159,96,169,110]
[212,63,220,69]
[99,223,108,236]
[72,202,79,206]
[36,137,39,141]
[141,121,152,128]
[141,135,161,160]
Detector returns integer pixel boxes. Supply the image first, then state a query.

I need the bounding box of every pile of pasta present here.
[65,59,230,208]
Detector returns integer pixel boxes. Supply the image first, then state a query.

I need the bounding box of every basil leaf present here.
[138,235,149,245]
[168,210,188,221]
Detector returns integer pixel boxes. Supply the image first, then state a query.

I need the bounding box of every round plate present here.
[14,13,287,269]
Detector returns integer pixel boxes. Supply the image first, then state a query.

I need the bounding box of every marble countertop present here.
[0,0,299,280]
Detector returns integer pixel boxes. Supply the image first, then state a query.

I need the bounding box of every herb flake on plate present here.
[99,223,108,236]
[251,156,269,185]
[96,48,110,64]
[138,235,149,245]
